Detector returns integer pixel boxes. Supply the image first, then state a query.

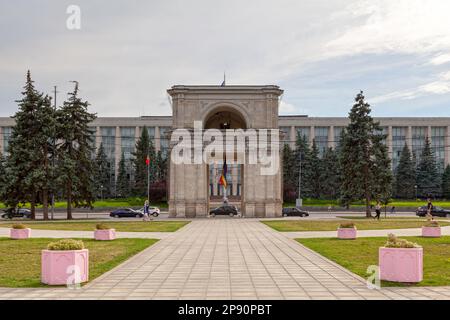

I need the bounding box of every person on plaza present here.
[390,206,396,214]
[426,198,434,221]
[374,202,381,220]
[143,200,150,222]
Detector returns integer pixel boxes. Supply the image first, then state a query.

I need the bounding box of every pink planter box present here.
[94,229,116,240]
[422,227,441,238]
[41,249,89,285]
[337,227,357,239]
[379,247,423,283]
[10,228,31,239]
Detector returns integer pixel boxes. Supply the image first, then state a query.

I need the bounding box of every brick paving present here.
[0,219,449,300]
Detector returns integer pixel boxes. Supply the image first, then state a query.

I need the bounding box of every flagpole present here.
[147,154,150,204]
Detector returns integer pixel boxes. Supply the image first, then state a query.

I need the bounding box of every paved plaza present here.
[0,219,450,300]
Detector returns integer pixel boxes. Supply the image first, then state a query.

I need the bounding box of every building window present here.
[159,126,171,155]
[411,127,426,164]
[100,127,116,193]
[314,127,329,157]
[279,127,290,145]
[120,127,135,160]
[431,127,445,173]
[295,127,310,142]
[146,127,155,143]
[2,127,12,154]
[392,127,406,171]
[334,127,344,149]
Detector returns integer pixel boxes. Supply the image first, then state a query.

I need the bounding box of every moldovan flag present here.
[145,155,150,166]
[218,161,227,188]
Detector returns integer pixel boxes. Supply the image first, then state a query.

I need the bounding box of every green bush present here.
[424,221,440,228]
[384,233,420,248]
[12,224,28,229]
[339,222,355,229]
[96,223,111,230]
[47,239,85,251]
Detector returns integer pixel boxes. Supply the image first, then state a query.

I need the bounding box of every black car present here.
[209,205,239,217]
[110,208,143,218]
[416,206,450,218]
[1,208,32,219]
[282,207,309,217]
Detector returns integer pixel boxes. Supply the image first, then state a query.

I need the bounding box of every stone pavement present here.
[0,227,172,239]
[0,219,449,300]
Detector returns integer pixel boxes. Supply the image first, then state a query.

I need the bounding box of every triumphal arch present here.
[167,85,283,218]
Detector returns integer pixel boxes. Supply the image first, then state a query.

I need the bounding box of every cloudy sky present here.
[1,0,450,117]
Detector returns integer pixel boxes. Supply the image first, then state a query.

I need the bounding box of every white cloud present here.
[430,54,450,66]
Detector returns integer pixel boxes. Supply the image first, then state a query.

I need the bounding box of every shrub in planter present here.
[10,224,31,239]
[41,239,89,285]
[379,234,423,283]
[337,222,357,239]
[422,221,441,238]
[94,223,116,241]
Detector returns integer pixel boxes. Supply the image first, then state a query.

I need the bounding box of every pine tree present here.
[155,150,168,182]
[3,71,53,219]
[294,134,313,198]
[282,144,296,201]
[132,126,156,196]
[442,165,450,199]
[95,143,112,199]
[394,144,416,199]
[0,152,6,203]
[416,137,441,198]
[56,82,97,219]
[308,140,322,198]
[116,152,130,197]
[321,147,340,199]
[339,91,393,217]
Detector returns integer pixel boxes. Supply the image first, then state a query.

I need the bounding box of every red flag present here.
[145,156,150,166]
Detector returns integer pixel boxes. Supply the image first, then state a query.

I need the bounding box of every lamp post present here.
[296,152,302,208]
[415,185,418,199]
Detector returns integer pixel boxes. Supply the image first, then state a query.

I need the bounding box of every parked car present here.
[1,208,32,219]
[209,205,239,217]
[137,206,160,217]
[416,206,450,218]
[110,208,143,218]
[282,207,309,217]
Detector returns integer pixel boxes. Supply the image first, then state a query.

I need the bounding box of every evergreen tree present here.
[416,137,441,198]
[394,144,416,199]
[56,82,97,219]
[95,143,112,199]
[132,126,156,196]
[3,71,55,219]
[155,150,168,182]
[321,147,340,199]
[116,152,130,197]
[0,152,6,203]
[294,134,313,198]
[339,91,393,217]
[442,165,450,199]
[308,140,322,198]
[282,144,296,201]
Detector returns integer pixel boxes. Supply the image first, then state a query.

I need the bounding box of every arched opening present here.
[204,107,246,212]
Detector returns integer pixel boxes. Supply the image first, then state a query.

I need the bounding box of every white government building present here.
[1,85,450,217]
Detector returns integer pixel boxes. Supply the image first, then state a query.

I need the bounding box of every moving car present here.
[1,208,32,219]
[209,205,239,217]
[137,206,160,217]
[416,206,450,218]
[110,208,143,218]
[282,207,309,217]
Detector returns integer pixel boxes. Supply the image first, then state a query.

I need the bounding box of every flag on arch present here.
[218,160,227,188]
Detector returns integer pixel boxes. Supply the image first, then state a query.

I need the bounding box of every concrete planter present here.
[10,228,31,239]
[41,249,89,285]
[379,247,423,283]
[94,229,116,241]
[337,227,357,239]
[421,226,441,238]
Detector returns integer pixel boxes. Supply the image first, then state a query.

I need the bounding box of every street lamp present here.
[296,152,302,208]
[414,185,418,199]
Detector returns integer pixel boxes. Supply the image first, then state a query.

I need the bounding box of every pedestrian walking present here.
[390,206,396,214]
[143,200,150,222]
[426,198,434,221]
[374,202,381,220]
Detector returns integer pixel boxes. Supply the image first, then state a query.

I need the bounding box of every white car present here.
[138,206,160,217]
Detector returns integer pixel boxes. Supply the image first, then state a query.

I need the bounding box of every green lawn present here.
[0,237,157,287]
[297,236,450,287]
[283,199,450,208]
[0,220,190,232]
[262,219,450,232]
[337,216,450,220]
